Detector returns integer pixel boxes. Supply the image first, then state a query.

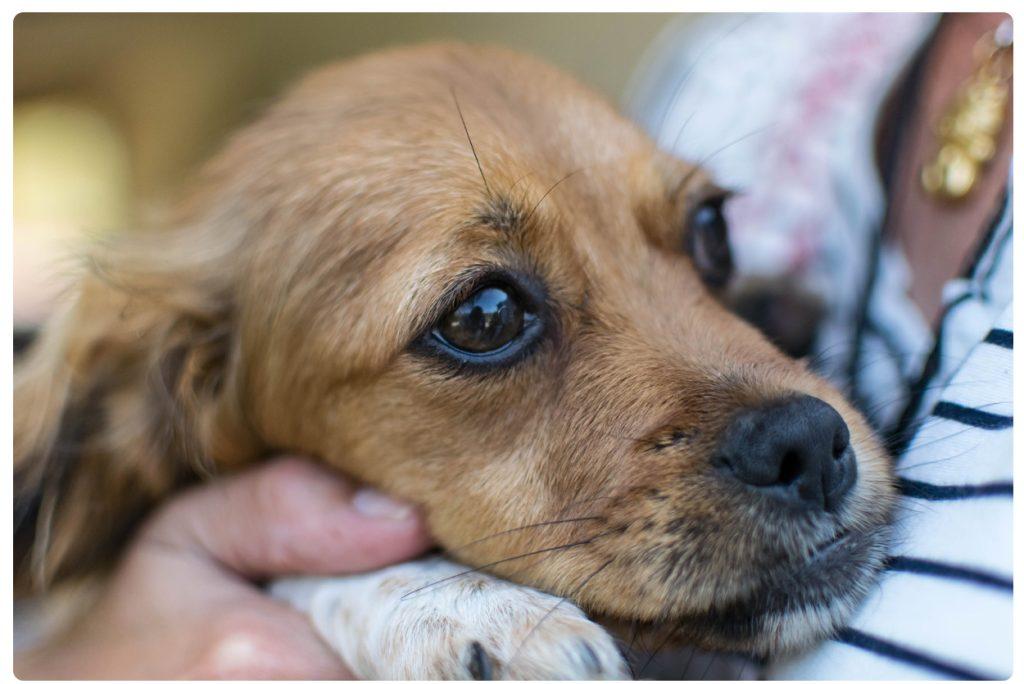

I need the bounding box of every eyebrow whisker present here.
[674,122,774,196]
[524,167,584,224]
[451,88,492,197]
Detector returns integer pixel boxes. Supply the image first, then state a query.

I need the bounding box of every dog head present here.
[15,43,893,655]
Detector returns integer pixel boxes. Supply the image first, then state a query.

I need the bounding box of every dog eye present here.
[434,285,532,354]
[686,197,733,288]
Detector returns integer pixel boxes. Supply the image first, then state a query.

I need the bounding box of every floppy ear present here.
[14,220,260,594]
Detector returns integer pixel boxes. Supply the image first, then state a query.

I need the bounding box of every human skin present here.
[884,12,1012,323]
[14,457,433,679]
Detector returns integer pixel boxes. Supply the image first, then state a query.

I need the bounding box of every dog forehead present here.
[274,43,651,172]
[243,42,678,262]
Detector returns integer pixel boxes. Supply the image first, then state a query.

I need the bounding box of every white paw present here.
[433,582,628,680]
[271,558,629,680]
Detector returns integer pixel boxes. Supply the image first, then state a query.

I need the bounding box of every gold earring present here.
[920,21,1012,201]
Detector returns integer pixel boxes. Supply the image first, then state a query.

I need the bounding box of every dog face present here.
[14,44,894,655]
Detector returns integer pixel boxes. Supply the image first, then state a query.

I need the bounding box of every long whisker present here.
[401,532,613,600]
[858,379,987,417]
[507,559,614,670]
[881,398,1012,453]
[638,623,683,677]
[451,88,491,196]
[675,123,775,195]
[895,444,981,473]
[668,108,699,152]
[736,656,752,680]
[653,15,752,146]
[624,620,641,678]
[700,651,719,679]
[445,516,605,554]
[524,168,584,224]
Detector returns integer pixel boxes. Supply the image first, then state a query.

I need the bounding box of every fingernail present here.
[352,488,414,520]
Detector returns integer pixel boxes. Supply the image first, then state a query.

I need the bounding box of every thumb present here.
[145,456,433,578]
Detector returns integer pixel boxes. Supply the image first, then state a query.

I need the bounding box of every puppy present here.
[14,43,895,678]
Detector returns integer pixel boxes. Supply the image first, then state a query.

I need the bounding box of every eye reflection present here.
[436,285,528,353]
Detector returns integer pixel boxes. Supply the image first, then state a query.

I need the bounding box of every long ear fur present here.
[14,217,260,594]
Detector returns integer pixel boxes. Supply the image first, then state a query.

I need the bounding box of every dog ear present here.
[14,220,260,594]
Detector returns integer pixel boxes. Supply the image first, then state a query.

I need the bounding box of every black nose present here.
[713,394,856,512]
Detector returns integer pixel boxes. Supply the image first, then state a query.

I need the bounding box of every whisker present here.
[885,399,1011,453]
[451,88,491,196]
[401,532,613,600]
[507,559,614,670]
[524,168,584,224]
[698,124,775,167]
[653,15,752,146]
[736,656,752,680]
[624,619,641,678]
[668,108,698,153]
[676,123,775,194]
[638,623,683,677]
[700,651,719,679]
[893,425,983,456]
[446,516,605,554]
[859,379,987,414]
[895,444,981,473]
[678,643,700,678]
[508,171,535,194]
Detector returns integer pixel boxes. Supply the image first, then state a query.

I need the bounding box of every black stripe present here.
[885,555,1012,591]
[898,477,1012,500]
[847,24,935,409]
[888,291,973,457]
[864,318,915,379]
[979,222,1011,298]
[983,328,1013,349]
[965,183,1010,280]
[932,401,1012,429]
[835,627,989,679]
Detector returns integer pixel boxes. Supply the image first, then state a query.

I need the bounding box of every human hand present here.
[14,456,433,679]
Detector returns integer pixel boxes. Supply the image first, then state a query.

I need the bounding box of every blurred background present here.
[13,13,684,326]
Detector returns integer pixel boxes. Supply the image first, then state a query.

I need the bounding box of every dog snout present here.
[712,394,857,513]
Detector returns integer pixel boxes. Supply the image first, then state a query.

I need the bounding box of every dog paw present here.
[271,558,629,680]
[445,594,627,680]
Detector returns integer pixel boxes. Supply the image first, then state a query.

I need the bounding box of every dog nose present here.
[713,394,856,512]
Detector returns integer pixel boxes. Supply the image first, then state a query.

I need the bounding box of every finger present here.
[13,601,355,680]
[188,601,357,680]
[142,456,433,578]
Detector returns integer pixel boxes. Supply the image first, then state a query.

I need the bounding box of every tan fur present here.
[14,43,894,654]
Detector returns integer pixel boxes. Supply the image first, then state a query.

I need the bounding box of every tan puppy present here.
[14,43,894,675]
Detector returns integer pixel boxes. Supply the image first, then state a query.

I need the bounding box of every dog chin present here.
[671,524,891,656]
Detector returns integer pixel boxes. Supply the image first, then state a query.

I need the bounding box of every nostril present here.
[778,450,802,485]
[832,425,851,460]
[832,442,846,460]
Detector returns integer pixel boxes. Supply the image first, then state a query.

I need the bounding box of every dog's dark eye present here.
[686,197,733,288]
[435,285,532,354]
